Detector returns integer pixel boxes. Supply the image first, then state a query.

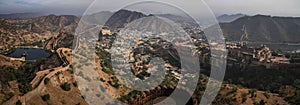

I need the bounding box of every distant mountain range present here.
[104,9,199,32]
[104,10,300,43]
[0,13,46,19]
[217,14,246,23]
[220,15,300,43]
[1,10,300,49]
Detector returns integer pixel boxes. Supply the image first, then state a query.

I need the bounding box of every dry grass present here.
[26,70,87,105]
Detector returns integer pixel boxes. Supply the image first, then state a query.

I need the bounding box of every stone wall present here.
[9,57,25,62]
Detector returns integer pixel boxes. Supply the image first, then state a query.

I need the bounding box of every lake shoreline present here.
[6,48,52,61]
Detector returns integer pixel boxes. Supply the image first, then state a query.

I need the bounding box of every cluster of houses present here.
[98,27,115,49]
[128,38,181,80]
[98,27,183,79]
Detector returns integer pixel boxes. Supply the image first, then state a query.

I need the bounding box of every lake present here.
[7,48,51,60]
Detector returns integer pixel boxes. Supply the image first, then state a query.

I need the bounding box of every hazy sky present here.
[0,0,299,17]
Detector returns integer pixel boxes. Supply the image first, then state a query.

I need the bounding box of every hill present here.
[0,15,79,50]
[105,9,147,31]
[0,13,46,19]
[220,15,300,43]
[217,14,246,23]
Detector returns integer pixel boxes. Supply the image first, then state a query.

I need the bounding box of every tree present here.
[62,56,67,60]
[42,94,50,101]
[44,78,50,85]
[263,92,270,99]
[20,84,32,94]
[50,69,54,72]
[242,93,247,103]
[73,81,78,87]
[16,100,22,105]
[61,82,71,91]
[259,100,265,105]
[249,89,257,98]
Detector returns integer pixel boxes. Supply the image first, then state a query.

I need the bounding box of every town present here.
[95,25,300,104]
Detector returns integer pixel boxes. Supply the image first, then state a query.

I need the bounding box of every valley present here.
[0,9,299,105]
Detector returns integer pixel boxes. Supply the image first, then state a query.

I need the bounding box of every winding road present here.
[3,48,71,105]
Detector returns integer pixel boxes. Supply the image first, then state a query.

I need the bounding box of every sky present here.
[0,0,299,17]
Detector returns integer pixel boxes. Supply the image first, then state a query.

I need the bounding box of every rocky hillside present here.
[0,15,79,50]
[105,9,146,31]
[220,15,300,43]
[104,9,194,33]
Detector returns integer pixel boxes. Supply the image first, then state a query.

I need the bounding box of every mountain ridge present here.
[217,13,246,23]
[0,14,79,50]
[220,15,300,43]
[0,12,46,19]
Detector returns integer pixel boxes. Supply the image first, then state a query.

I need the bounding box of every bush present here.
[96,94,101,97]
[42,94,50,101]
[73,81,78,87]
[102,67,114,75]
[259,100,265,105]
[112,83,120,89]
[99,78,105,82]
[63,63,68,67]
[62,56,67,60]
[50,69,55,72]
[249,89,257,98]
[70,69,74,74]
[16,100,22,105]
[44,78,50,85]
[20,84,32,94]
[263,92,270,99]
[242,93,247,103]
[61,82,71,91]
[55,71,62,75]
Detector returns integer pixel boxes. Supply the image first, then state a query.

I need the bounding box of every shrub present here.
[96,94,101,97]
[20,84,32,94]
[73,81,78,87]
[42,94,50,101]
[61,82,71,91]
[99,78,105,82]
[16,100,22,105]
[102,67,114,75]
[50,69,54,72]
[44,78,50,85]
[263,92,270,99]
[242,93,247,103]
[70,69,74,74]
[62,56,67,60]
[259,100,265,105]
[249,89,257,98]
[62,63,68,67]
[55,71,62,75]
